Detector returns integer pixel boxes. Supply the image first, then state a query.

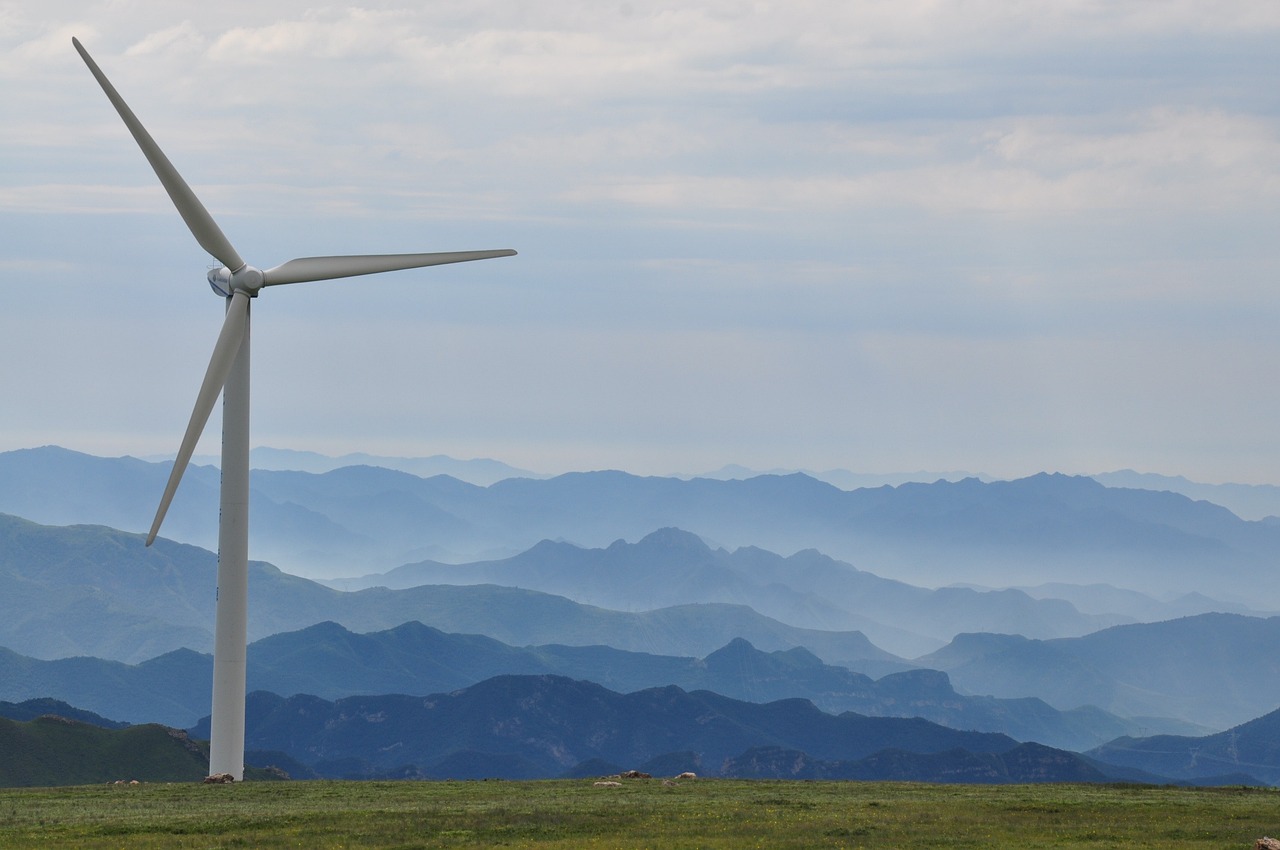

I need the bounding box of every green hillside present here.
[0,715,208,787]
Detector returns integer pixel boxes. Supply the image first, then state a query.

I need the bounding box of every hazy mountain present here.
[1093,470,1280,522]
[919,613,1280,730]
[0,446,356,573]
[0,514,225,662]
[0,688,1219,787]
[146,450,1280,524]
[0,511,331,662]
[176,447,543,486]
[1008,582,1266,621]
[1088,706,1280,785]
[6,510,1276,733]
[2,621,1171,750]
[333,527,1128,657]
[702,465,1280,525]
[188,675,1055,781]
[0,513,898,668]
[6,448,1280,612]
[0,646,213,725]
[673,639,1176,751]
[693,465,987,489]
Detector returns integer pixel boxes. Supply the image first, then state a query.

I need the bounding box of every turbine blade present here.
[261,249,517,286]
[72,37,245,271]
[146,291,250,546]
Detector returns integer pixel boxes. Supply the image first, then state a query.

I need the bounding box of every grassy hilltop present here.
[1,779,1277,849]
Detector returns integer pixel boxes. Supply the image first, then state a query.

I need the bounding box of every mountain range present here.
[1092,470,1280,523]
[4,509,1279,731]
[330,526,1130,657]
[701,465,1280,524]
[0,512,895,668]
[0,685,1172,787]
[193,674,1102,782]
[172,446,542,486]
[148,450,1280,523]
[7,445,1280,785]
[5,447,1280,613]
[5,676,1270,786]
[204,674,1260,784]
[1,620,1195,751]
[1087,706,1280,785]
[919,613,1280,730]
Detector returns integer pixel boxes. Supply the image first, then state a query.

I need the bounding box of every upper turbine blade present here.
[146,291,251,546]
[261,250,517,286]
[72,37,245,272]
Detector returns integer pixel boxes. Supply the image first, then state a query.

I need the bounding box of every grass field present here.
[1,779,1277,849]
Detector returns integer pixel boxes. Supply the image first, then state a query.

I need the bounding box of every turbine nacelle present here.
[207,265,263,298]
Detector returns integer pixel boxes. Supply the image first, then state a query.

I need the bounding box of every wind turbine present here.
[73,38,515,781]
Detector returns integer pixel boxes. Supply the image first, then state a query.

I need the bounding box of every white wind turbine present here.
[74,38,515,780]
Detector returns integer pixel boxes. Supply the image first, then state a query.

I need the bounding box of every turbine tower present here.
[74,38,515,780]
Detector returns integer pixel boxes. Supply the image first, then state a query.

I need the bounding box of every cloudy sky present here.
[2,1,1279,482]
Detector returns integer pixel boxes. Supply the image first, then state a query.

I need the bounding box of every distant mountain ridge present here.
[333,527,1128,657]
[3,512,1277,730]
[139,449,1280,522]
[189,674,1122,783]
[0,621,1179,751]
[1092,470,1280,522]
[694,464,988,489]
[699,465,1280,523]
[920,613,1280,730]
[0,513,896,668]
[10,446,1280,784]
[6,448,1280,609]
[0,685,1250,787]
[168,447,543,486]
[1087,706,1280,785]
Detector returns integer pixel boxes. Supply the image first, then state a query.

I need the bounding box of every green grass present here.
[1,779,1277,849]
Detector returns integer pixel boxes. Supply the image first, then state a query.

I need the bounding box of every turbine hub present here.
[207,265,263,297]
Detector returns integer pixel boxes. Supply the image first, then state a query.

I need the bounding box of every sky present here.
[2,1,1279,483]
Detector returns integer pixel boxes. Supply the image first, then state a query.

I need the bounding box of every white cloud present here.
[208,8,418,62]
[125,21,205,56]
[3,0,1280,481]
[0,183,170,214]
[989,109,1280,178]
